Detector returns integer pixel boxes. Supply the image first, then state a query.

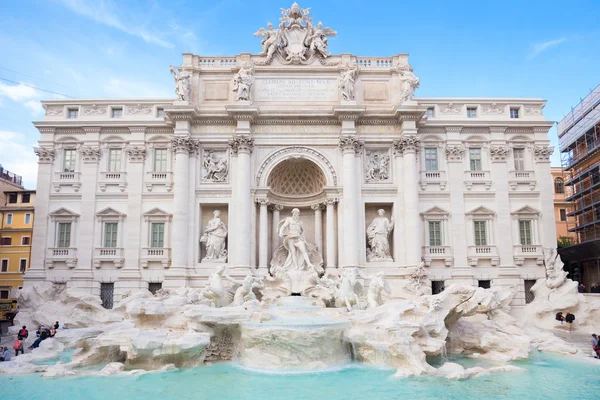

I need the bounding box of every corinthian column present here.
[392,142,406,265]
[257,198,270,275]
[398,132,421,265]
[271,204,283,258]
[325,198,337,271]
[311,203,324,253]
[229,135,254,268]
[170,134,194,279]
[339,136,363,267]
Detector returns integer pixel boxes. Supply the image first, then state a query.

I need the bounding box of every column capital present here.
[126,145,147,163]
[489,145,510,162]
[445,145,465,162]
[533,145,554,163]
[326,198,339,206]
[34,147,56,164]
[311,203,324,211]
[393,135,421,155]
[170,135,198,155]
[229,135,254,154]
[255,198,270,206]
[338,135,363,154]
[269,203,284,211]
[79,145,101,163]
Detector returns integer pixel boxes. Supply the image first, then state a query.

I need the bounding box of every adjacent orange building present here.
[551,167,575,246]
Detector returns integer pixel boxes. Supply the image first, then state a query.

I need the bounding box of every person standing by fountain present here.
[565,310,575,333]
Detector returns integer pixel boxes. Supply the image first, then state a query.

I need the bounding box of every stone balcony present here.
[463,170,492,191]
[467,245,499,266]
[93,247,125,268]
[45,247,78,268]
[52,171,81,192]
[508,170,536,190]
[419,170,447,191]
[145,171,174,192]
[422,246,453,266]
[513,244,543,266]
[99,171,127,192]
[140,247,171,268]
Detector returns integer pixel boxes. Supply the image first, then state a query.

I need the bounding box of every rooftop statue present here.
[254,2,336,64]
[338,63,359,101]
[169,66,190,102]
[232,62,255,102]
[398,64,420,103]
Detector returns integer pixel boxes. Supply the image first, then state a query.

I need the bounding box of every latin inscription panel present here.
[254,79,338,102]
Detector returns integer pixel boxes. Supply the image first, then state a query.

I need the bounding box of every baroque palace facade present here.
[28,3,555,306]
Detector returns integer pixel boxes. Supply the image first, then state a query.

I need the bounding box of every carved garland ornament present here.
[489,146,510,162]
[480,103,505,115]
[228,135,254,154]
[34,147,56,163]
[126,104,153,115]
[534,146,554,162]
[445,145,465,161]
[43,105,63,116]
[255,146,338,186]
[126,146,147,162]
[82,104,107,116]
[79,146,101,163]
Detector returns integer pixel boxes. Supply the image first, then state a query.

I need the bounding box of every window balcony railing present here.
[513,244,543,266]
[99,171,127,192]
[145,171,174,192]
[141,247,171,268]
[93,247,124,268]
[419,170,447,190]
[464,171,492,191]
[508,170,536,190]
[52,171,82,192]
[467,245,499,266]
[422,246,453,266]
[45,247,78,269]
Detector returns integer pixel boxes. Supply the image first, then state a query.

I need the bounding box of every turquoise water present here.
[2,353,599,400]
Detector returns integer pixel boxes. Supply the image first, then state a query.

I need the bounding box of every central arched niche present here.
[267,158,326,198]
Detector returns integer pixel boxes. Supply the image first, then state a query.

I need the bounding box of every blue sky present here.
[1,0,599,188]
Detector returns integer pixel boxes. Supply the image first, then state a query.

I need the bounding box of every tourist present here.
[13,338,24,356]
[592,334,598,358]
[18,325,28,339]
[578,283,586,293]
[54,321,60,330]
[555,311,564,324]
[30,326,50,349]
[565,310,575,333]
[0,346,11,361]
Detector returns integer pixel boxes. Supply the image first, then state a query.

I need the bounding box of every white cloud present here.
[24,100,45,116]
[529,37,568,59]
[0,82,44,116]
[0,82,39,101]
[0,130,39,189]
[57,0,174,48]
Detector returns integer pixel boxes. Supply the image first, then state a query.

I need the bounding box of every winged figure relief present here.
[306,21,337,58]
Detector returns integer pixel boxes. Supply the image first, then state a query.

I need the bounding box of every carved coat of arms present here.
[254,2,336,65]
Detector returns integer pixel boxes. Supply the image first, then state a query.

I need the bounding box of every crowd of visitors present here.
[592,334,600,359]
[0,321,61,360]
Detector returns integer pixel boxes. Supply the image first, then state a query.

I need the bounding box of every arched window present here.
[554,178,564,194]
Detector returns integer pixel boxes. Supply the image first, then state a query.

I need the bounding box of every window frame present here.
[473,220,488,246]
[426,107,434,118]
[63,148,76,173]
[469,148,482,171]
[428,220,442,246]
[6,214,13,225]
[0,237,11,246]
[513,148,525,171]
[19,258,27,273]
[466,107,477,118]
[8,193,17,204]
[103,222,119,248]
[554,178,564,194]
[21,236,30,245]
[151,222,165,248]
[156,108,165,118]
[559,208,567,222]
[25,213,31,225]
[424,147,438,171]
[57,222,72,248]
[1,259,8,272]
[21,193,30,203]
[67,108,79,119]
[153,148,168,172]
[107,148,123,173]
[510,108,520,119]
[111,107,123,118]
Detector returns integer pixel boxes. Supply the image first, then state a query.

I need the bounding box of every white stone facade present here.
[27,6,556,307]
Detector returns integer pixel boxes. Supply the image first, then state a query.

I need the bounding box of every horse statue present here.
[334,268,363,311]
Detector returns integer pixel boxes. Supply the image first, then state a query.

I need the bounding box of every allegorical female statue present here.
[366,209,394,261]
[270,208,323,294]
[232,62,255,102]
[338,63,358,101]
[200,210,228,262]
[169,66,190,102]
[398,64,420,103]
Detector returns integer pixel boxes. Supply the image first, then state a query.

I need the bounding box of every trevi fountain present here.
[5,3,600,400]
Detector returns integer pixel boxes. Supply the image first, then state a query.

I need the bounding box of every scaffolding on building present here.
[558,84,600,287]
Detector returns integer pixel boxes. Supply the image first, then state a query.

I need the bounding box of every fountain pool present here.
[2,353,599,400]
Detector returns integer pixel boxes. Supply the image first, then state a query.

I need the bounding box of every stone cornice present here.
[225,105,259,121]
[332,105,366,121]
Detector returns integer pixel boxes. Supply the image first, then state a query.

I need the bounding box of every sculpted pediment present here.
[48,207,80,218]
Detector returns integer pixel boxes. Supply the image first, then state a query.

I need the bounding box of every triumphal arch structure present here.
[29,3,556,305]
